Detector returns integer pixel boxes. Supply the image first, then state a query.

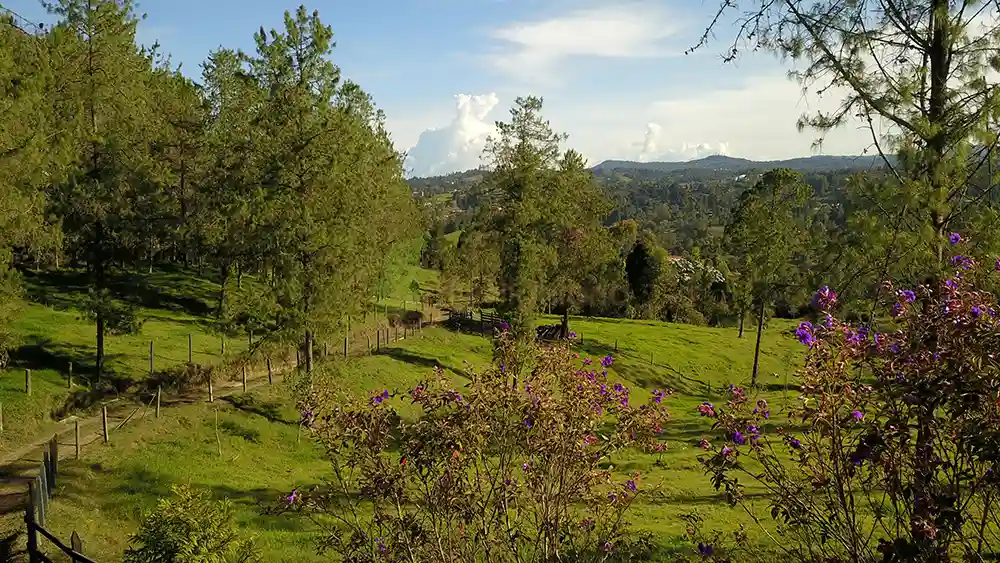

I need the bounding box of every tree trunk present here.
[217,261,231,319]
[750,299,765,387]
[96,315,105,382]
[305,330,314,374]
[561,299,570,339]
[738,311,745,338]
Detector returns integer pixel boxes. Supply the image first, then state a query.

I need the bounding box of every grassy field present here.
[0,268,250,455]
[23,312,805,561]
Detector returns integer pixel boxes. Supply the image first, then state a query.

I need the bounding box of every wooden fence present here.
[24,435,96,563]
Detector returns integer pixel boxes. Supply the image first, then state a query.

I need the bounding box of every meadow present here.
[0,265,806,561]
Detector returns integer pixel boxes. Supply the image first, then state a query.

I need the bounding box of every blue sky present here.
[5,0,875,176]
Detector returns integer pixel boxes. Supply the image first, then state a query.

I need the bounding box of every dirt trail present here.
[0,357,298,518]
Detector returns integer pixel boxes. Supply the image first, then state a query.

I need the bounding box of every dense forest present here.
[0,1,419,378]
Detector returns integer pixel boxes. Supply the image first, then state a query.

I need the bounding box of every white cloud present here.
[403,93,501,178]
[634,122,730,162]
[485,3,685,83]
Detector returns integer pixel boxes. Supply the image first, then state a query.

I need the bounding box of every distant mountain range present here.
[591,153,892,174]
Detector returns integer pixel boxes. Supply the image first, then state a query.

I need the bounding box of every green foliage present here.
[123,484,260,563]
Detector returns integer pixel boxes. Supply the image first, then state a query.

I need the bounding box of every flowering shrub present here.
[277,331,671,562]
[695,238,1000,561]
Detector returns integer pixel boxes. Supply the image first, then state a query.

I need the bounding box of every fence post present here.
[68,362,73,389]
[26,481,38,557]
[267,357,273,385]
[615,340,618,352]
[367,334,371,353]
[102,406,109,443]
[344,336,348,358]
[48,434,57,491]
[156,386,161,418]
[221,336,226,356]
[35,475,46,527]
[649,352,653,365]
[0,401,4,433]
[149,340,154,376]
[376,330,380,351]
[208,377,214,403]
[242,365,247,393]
[75,419,81,459]
[25,369,31,395]
[188,333,193,364]
[71,531,83,554]
[41,452,50,502]
[323,342,328,358]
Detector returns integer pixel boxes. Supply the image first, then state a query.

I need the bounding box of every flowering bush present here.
[695,238,1000,561]
[277,331,671,562]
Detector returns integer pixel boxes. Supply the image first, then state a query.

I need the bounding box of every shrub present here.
[123,484,259,563]
[278,331,671,561]
[694,238,1000,561]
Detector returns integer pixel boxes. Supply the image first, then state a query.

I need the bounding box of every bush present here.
[278,331,672,561]
[694,238,1000,561]
[123,484,259,563]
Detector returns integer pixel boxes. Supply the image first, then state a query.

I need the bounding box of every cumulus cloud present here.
[634,122,730,162]
[403,93,501,178]
[486,2,685,83]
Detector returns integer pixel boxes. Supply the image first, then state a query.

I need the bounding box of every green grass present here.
[31,315,805,560]
[0,268,248,453]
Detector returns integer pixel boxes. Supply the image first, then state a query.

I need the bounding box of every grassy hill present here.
[6,307,804,560]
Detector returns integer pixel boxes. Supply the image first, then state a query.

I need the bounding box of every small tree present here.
[694,236,1000,562]
[124,484,259,563]
[279,333,672,562]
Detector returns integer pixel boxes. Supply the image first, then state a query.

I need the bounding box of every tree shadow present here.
[8,339,95,376]
[220,395,294,426]
[21,268,216,319]
[376,347,470,379]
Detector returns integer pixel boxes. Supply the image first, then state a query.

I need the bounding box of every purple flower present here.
[624,480,637,493]
[899,289,916,303]
[583,358,592,366]
[732,431,747,445]
[973,306,982,318]
[789,437,802,449]
[522,463,531,472]
[746,424,760,438]
[607,492,618,503]
[995,258,1000,273]
[601,354,614,368]
[568,331,577,338]
[890,303,904,318]
[286,489,299,504]
[795,321,815,347]
[852,410,864,421]
[376,537,388,554]
[721,445,733,457]
[949,232,962,244]
[371,390,390,405]
[698,543,714,557]
[652,389,667,404]
[811,285,838,310]
[501,321,510,331]
[524,417,533,428]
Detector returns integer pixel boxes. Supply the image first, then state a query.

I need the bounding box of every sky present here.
[5,0,879,177]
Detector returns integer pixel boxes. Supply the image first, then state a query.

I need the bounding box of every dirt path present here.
[0,357,298,518]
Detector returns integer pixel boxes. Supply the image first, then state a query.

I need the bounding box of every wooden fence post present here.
[35,475,46,527]
[242,365,247,393]
[376,330,380,351]
[26,481,38,555]
[42,452,50,501]
[267,357,273,385]
[149,340,154,375]
[71,531,83,554]
[25,369,31,395]
[367,334,371,353]
[102,406,109,443]
[221,336,226,356]
[156,386,161,418]
[188,333,193,364]
[48,435,57,490]
[615,340,618,352]
[344,336,348,358]
[75,419,80,459]
[68,362,73,389]
[208,377,214,403]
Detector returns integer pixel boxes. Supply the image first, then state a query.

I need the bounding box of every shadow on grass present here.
[221,395,294,426]
[22,268,215,319]
[376,348,470,379]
